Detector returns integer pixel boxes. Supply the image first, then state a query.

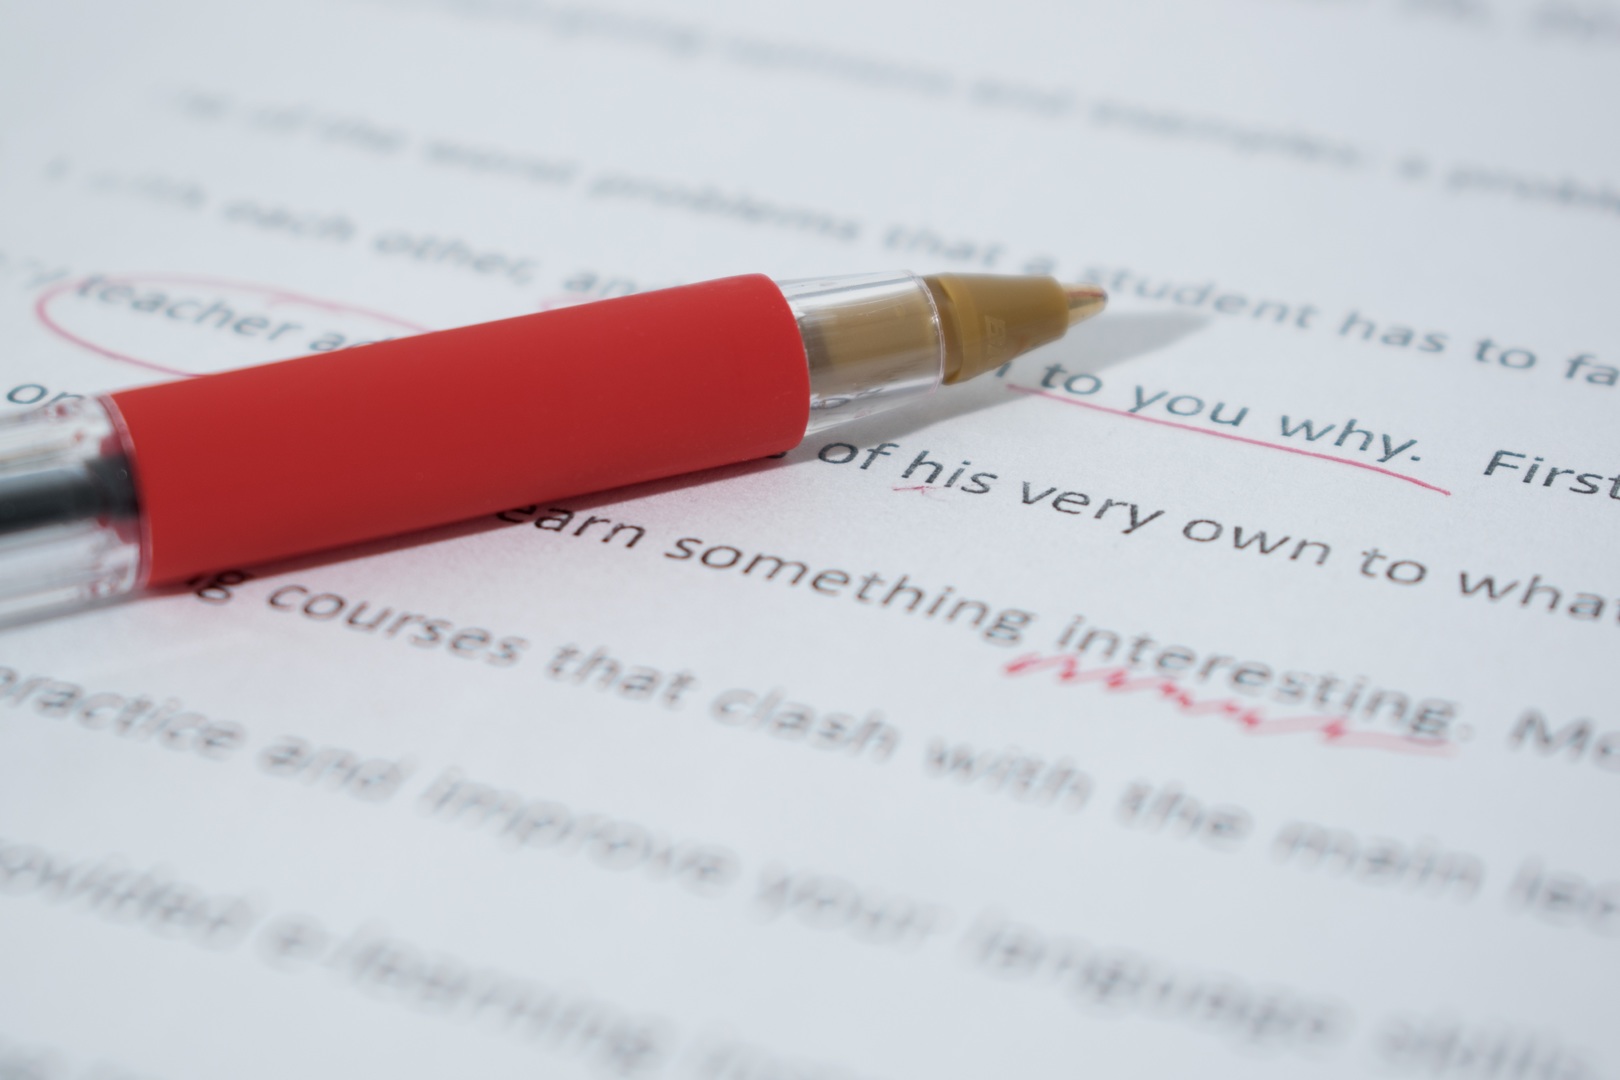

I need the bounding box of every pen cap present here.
[108,275,810,584]
[0,398,142,621]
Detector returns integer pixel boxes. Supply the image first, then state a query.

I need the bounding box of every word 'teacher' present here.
[0,1,1615,1078]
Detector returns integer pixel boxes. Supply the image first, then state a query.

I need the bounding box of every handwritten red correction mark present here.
[1007,385,1451,495]
[36,273,430,377]
[1003,653,1458,757]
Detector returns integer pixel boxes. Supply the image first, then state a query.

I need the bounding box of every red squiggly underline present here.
[1002,652,1457,757]
[1006,385,1451,496]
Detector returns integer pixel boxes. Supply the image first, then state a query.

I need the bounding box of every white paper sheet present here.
[1,0,1616,1076]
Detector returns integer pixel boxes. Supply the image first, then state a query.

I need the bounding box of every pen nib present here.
[923,273,1111,384]
[1063,283,1107,326]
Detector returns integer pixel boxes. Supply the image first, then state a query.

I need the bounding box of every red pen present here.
[0,271,1104,622]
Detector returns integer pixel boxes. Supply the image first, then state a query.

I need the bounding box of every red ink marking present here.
[1002,652,1457,757]
[36,273,430,377]
[1007,385,1451,496]
[892,484,940,495]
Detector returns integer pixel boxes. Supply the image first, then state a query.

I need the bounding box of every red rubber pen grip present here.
[109,274,809,585]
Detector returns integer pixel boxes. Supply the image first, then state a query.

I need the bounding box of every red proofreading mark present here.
[1002,652,1458,757]
[1007,385,1451,496]
[35,273,431,378]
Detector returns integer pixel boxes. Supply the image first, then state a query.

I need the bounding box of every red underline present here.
[1003,653,1458,757]
[1006,385,1451,496]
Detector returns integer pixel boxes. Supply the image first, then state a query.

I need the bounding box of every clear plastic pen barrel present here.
[779,272,945,434]
[782,269,1094,434]
[0,275,953,625]
[0,269,1097,626]
[0,398,142,621]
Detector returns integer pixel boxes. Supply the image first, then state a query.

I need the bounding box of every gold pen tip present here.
[1062,283,1107,326]
[923,273,1110,384]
